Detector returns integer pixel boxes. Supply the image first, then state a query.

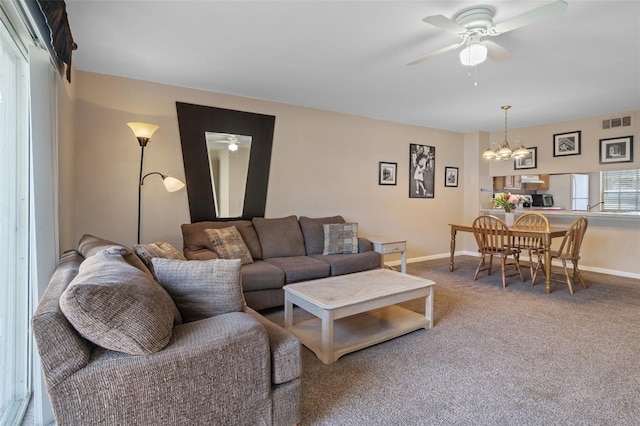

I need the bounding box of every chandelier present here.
[482,105,530,160]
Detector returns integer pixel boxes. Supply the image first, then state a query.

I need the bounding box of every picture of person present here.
[413,156,427,196]
[409,144,435,198]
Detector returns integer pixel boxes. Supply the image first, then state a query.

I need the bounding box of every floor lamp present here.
[127,122,185,244]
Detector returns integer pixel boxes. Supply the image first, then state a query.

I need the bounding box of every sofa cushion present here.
[181,220,263,260]
[265,256,330,284]
[205,226,254,265]
[59,248,178,355]
[241,260,286,292]
[311,252,381,276]
[253,216,306,258]
[183,247,218,260]
[152,258,246,322]
[79,234,151,276]
[299,215,346,255]
[133,242,186,280]
[323,223,359,255]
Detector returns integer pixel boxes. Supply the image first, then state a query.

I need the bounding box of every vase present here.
[504,212,515,227]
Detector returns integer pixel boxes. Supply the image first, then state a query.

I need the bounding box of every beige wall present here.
[58,70,76,252]
[488,111,639,177]
[67,71,639,277]
[72,71,465,258]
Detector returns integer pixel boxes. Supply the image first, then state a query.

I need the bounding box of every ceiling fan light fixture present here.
[460,43,487,66]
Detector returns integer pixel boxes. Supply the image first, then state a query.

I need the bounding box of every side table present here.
[366,236,407,273]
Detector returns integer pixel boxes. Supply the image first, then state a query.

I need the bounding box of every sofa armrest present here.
[246,308,301,384]
[51,312,273,425]
[358,237,373,252]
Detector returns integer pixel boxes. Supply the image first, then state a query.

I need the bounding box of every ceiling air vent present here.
[602,115,632,130]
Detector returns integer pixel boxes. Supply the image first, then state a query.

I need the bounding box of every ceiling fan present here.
[408,0,567,67]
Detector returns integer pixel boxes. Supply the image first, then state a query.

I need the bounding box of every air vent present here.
[602,115,632,130]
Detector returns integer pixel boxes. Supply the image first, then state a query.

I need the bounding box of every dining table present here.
[448,223,569,294]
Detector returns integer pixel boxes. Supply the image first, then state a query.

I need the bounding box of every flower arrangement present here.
[494,192,525,213]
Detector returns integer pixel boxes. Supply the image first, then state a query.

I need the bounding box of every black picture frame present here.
[599,136,634,164]
[378,162,397,185]
[444,167,458,187]
[553,130,581,156]
[514,147,537,170]
[409,144,435,198]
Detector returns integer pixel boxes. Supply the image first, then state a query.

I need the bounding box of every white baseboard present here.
[383,251,640,280]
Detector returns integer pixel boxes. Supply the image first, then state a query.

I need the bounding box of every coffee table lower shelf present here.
[288,305,429,363]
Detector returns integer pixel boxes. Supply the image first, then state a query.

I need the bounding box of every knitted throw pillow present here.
[152,258,246,323]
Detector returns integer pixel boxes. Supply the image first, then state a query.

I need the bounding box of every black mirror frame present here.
[176,102,275,222]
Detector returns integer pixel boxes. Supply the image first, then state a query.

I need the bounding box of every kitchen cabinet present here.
[523,175,549,190]
[494,174,549,191]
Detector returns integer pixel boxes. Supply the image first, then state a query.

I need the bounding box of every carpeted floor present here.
[263,256,640,425]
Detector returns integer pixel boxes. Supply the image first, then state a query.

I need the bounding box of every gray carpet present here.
[263,256,640,425]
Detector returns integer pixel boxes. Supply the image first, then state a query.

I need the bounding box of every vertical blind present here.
[601,169,640,211]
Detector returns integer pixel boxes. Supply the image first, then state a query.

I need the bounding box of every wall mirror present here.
[205,132,252,218]
[176,102,275,222]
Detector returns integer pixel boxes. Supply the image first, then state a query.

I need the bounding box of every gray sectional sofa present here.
[182,215,382,310]
[32,235,301,425]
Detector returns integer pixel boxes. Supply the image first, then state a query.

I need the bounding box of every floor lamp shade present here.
[127,122,159,146]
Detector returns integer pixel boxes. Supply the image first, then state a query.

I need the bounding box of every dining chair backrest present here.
[513,212,549,248]
[472,215,512,254]
[557,216,589,259]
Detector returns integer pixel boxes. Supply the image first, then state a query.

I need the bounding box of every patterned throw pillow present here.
[322,223,359,255]
[133,242,187,280]
[205,226,253,265]
[152,258,246,323]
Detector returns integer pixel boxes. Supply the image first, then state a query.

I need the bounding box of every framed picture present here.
[553,130,581,156]
[514,147,537,170]
[378,162,397,185]
[444,167,458,187]
[409,144,435,198]
[600,136,633,164]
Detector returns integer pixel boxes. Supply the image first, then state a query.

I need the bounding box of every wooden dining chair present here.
[472,215,524,288]
[547,216,589,294]
[513,212,549,285]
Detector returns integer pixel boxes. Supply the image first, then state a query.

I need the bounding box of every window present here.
[0,14,31,425]
[601,169,640,211]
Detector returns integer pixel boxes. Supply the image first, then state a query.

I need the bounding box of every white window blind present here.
[601,169,640,211]
[0,13,31,425]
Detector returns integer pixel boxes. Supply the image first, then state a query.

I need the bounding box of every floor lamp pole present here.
[137,144,146,244]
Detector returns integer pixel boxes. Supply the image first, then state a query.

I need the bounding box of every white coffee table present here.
[283,269,435,364]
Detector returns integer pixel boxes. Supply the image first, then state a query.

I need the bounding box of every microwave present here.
[532,194,554,207]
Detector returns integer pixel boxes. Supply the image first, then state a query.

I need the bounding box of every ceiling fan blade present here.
[422,14,467,35]
[407,41,466,66]
[490,0,568,35]
[483,40,512,61]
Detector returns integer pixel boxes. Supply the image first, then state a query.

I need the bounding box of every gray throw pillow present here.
[152,258,246,323]
[323,223,359,255]
[59,248,179,355]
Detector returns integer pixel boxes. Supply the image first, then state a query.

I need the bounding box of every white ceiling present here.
[64,1,640,133]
